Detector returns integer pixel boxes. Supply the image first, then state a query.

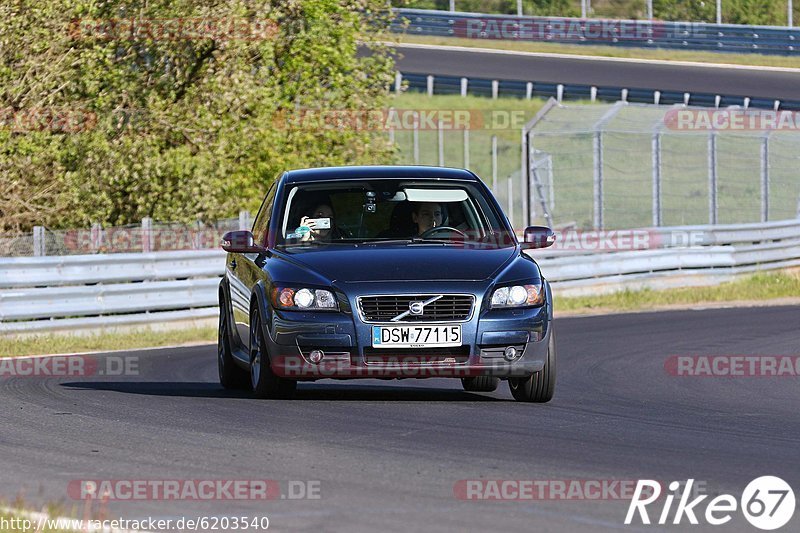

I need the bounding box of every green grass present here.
[398,34,800,69]
[556,271,800,314]
[0,326,215,358]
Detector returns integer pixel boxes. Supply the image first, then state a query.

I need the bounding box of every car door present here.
[229,182,277,348]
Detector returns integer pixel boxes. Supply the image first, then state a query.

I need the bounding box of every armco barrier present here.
[393,9,800,56]
[398,72,800,111]
[1,219,798,333]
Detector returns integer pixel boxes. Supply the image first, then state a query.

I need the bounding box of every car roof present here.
[282,165,480,184]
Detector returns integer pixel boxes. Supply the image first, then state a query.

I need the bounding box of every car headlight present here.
[271,286,339,311]
[490,281,545,308]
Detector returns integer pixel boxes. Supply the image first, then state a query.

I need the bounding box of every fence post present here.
[395,72,402,95]
[142,217,153,253]
[239,210,251,231]
[437,120,444,167]
[760,134,770,222]
[517,0,523,16]
[460,77,468,97]
[33,226,45,257]
[449,0,455,11]
[521,127,528,227]
[492,80,499,99]
[491,135,498,193]
[526,82,533,100]
[593,131,604,230]
[708,133,718,225]
[652,132,662,226]
[507,176,514,225]
[463,128,469,169]
[427,75,434,97]
[91,222,103,252]
[413,112,420,164]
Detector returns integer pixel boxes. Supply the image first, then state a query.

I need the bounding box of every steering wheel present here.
[418,226,467,239]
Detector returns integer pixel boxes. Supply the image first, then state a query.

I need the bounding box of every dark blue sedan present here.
[218,166,557,402]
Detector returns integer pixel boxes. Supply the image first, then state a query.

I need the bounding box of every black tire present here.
[250,309,297,399]
[218,304,250,390]
[508,328,556,403]
[461,376,500,392]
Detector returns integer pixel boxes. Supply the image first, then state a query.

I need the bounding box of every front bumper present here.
[262,284,551,380]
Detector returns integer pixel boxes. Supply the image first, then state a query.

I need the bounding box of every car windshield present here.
[276,179,515,250]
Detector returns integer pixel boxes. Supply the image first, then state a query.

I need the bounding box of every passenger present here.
[296,203,347,242]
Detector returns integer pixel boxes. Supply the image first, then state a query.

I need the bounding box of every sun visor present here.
[404,188,468,203]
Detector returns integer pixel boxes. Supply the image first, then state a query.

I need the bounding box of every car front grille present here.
[358,294,474,323]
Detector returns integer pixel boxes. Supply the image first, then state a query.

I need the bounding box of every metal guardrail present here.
[398,72,800,111]
[1,219,798,333]
[393,8,800,56]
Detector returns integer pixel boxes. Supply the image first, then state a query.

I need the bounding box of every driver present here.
[411,202,443,236]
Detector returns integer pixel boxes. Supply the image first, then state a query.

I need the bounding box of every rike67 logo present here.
[625,477,795,530]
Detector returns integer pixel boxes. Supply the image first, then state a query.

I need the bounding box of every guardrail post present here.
[239,210,251,231]
[437,120,444,166]
[590,86,597,102]
[33,226,45,257]
[142,217,153,253]
[426,75,434,97]
[526,82,533,100]
[492,80,499,99]
[654,91,661,105]
[491,135,498,193]
[460,77,468,97]
[593,131,604,230]
[463,128,469,169]
[652,132,662,226]
[761,134,770,222]
[684,92,690,105]
[395,72,402,95]
[621,88,628,102]
[556,84,564,103]
[708,133,718,225]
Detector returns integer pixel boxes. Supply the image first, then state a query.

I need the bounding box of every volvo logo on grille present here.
[409,301,425,315]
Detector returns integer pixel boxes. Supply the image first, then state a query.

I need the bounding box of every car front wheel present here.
[508,328,556,403]
[218,304,249,389]
[250,308,297,399]
[461,376,500,392]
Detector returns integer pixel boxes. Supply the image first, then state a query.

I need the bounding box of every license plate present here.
[372,325,462,348]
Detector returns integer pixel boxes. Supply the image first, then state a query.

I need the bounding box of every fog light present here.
[503,346,518,361]
[309,350,324,364]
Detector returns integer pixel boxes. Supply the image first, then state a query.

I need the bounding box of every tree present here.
[0,0,396,231]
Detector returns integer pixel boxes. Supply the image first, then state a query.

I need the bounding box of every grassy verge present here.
[397,34,800,69]
[556,271,800,314]
[0,326,216,358]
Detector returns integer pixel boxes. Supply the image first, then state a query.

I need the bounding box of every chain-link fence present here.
[0,216,244,257]
[525,100,800,230]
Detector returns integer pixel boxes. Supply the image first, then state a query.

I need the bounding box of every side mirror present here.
[221,230,266,253]
[521,226,556,249]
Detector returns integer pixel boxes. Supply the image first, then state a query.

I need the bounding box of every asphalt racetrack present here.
[394,43,800,101]
[1,306,799,532]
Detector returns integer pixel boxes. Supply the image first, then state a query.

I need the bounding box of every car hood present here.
[278,245,518,283]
